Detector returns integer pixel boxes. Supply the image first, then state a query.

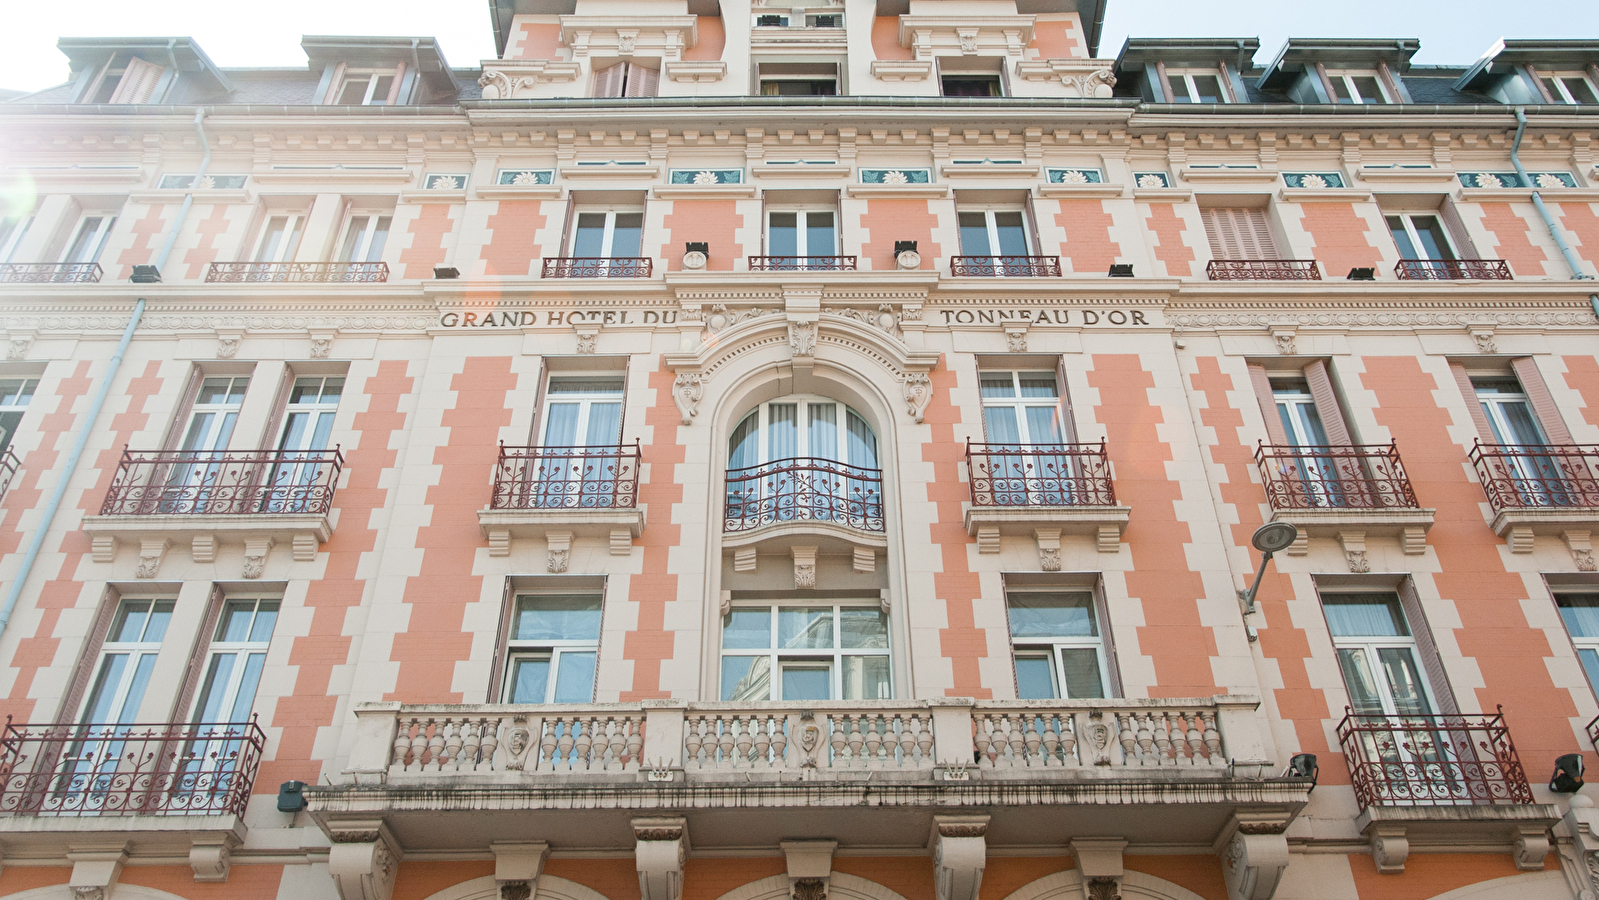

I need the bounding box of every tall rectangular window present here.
[503,594,602,703]
[0,215,33,263]
[1273,379,1330,446]
[571,211,643,258]
[192,598,278,722]
[979,371,1063,444]
[767,210,837,261]
[1387,214,1456,261]
[592,62,660,98]
[62,215,117,265]
[1008,590,1108,700]
[81,599,174,724]
[720,604,891,702]
[1558,594,1599,696]
[0,377,39,455]
[178,376,250,454]
[958,210,1029,257]
[1472,377,1547,447]
[337,214,391,263]
[1323,592,1436,715]
[253,214,305,263]
[540,375,624,447]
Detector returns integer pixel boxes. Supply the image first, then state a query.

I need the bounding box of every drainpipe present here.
[0,299,146,638]
[1510,108,1599,319]
[151,108,211,274]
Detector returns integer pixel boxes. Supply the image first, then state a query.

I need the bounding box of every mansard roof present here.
[1257,37,1421,91]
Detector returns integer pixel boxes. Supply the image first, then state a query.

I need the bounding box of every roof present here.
[301,36,460,93]
[1257,37,1421,91]
[56,36,232,94]
[1113,37,1259,76]
[1456,39,1599,91]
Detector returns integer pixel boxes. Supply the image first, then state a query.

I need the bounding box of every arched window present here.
[725,396,882,532]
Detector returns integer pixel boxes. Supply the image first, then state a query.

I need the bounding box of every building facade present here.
[2,3,1599,900]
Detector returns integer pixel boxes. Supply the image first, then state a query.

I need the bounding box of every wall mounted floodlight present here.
[1237,522,1299,632]
[1552,754,1585,793]
[1286,753,1318,784]
[1346,267,1376,281]
[1108,263,1134,277]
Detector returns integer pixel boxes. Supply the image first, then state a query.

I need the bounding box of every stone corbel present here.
[793,546,817,589]
[547,531,572,573]
[136,538,169,578]
[309,329,336,359]
[1513,824,1551,871]
[190,832,239,883]
[1367,823,1409,875]
[243,537,273,579]
[1069,838,1126,900]
[633,817,688,900]
[1562,795,1599,895]
[782,840,836,900]
[493,841,550,900]
[192,534,217,564]
[215,329,243,359]
[1566,529,1597,572]
[68,842,128,900]
[91,535,117,564]
[1469,325,1498,354]
[1508,525,1535,554]
[488,528,511,557]
[1034,528,1062,572]
[1269,326,1297,356]
[327,819,402,900]
[975,525,999,554]
[1338,530,1369,573]
[1216,816,1291,900]
[294,532,319,561]
[6,329,35,361]
[932,815,988,900]
[904,372,933,423]
[1004,322,1028,352]
[1400,526,1427,555]
[853,547,875,573]
[574,322,599,354]
[611,528,633,556]
[733,547,757,573]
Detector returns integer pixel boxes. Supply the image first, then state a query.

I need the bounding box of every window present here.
[592,62,660,99]
[88,56,166,104]
[729,397,877,469]
[1324,592,1435,715]
[943,75,1002,97]
[337,214,391,264]
[1541,72,1599,104]
[1200,208,1278,260]
[81,599,174,724]
[277,376,342,454]
[1473,377,1546,447]
[192,598,278,723]
[766,210,837,264]
[0,378,38,455]
[0,215,33,263]
[1273,379,1329,447]
[253,214,305,263]
[720,604,890,701]
[502,593,602,703]
[178,376,249,454]
[1008,591,1108,700]
[758,62,838,96]
[541,375,624,447]
[1326,71,1389,104]
[979,371,1064,444]
[1557,594,1599,696]
[1386,214,1455,262]
[571,211,643,259]
[335,69,401,106]
[62,216,116,265]
[1166,69,1227,103]
[727,397,880,528]
[958,210,1030,258]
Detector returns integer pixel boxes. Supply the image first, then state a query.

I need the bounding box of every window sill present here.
[475,185,563,200]
[398,189,467,203]
[964,505,1131,554]
[1266,506,1435,556]
[81,512,331,571]
[128,189,251,204]
[1278,187,1375,203]
[1177,167,1278,185]
[1459,187,1599,202]
[1036,183,1126,199]
[477,507,645,558]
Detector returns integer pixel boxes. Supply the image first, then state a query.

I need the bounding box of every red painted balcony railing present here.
[1469,440,1599,511]
[725,457,884,533]
[1587,715,1599,752]
[747,256,858,271]
[0,447,18,504]
[1256,442,1420,510]
[205,261,389,283]
[965,441,1117,508]
[490,442,641,510]
[950,255,1061,277]
[1337,708,1533,809]
[1206,259,1321,281]
[541,257,652,278]
[0,717,266,817]
[0,263,103,284]
[1394,259,1512,280]
[98,448,343,516]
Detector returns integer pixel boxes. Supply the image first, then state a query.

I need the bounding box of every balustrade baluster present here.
[539,720,559,772]
[974,716,994,767]
[1185,713,1206,765]
[442,719,464,770]
[1202,712,1223,764]
[625,717,643,769]
[556,718,577,772]
[915,716,934,765]
[829,716,847,768]
[845,715,864,765]
[1116,713,1137,764]
[480,719,500,771]
[895,715,913,766]
[684,717,704,768]
[459,719,482,771]
[717,718,737,769]
[770,716,788,767]
[1022,715,1043,765]
[1136,713,1155,763]
[1040,715,1061,766]
[735,716,754,766]
[416,720,438,771]
[573,718,594,770]
[753,718,771,767]
[395,718,418,770]
[863,715,882,764]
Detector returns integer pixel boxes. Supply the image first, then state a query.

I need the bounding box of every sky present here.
[1,0,1594,93]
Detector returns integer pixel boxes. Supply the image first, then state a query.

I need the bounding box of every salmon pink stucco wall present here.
[661,200,744,272]
[871,17,912,60]
[1297,203,1382,275]
[859,198,942,271]
[921,361,990,697]
[684,16,725,61]
[622,362,686,700]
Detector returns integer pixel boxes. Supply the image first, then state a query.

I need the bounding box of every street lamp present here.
[1237,522,1299,638]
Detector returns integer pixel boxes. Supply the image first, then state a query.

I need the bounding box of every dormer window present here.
[333,68,403,105]
[1165,69,1227,103]
[592,62,660,98]
[1541,71,1599,104]
[87,55,167,104]
[758,62,839,96]
[1326,70,1389,104]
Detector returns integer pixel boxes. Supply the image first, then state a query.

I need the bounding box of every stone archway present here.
[998,869,1212,900]
[709,872,916,900]
[1422,869,1572,900]
[420,874,615,900]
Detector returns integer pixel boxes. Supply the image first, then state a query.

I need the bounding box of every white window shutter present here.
[624,63,660,98]
[593,63,626,98]
[1201,208,1277,260]
[109,57,166,104]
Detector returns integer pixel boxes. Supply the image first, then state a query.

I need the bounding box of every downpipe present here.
[1510,108,1599,319]
[0,299,146,637]
[152,108,211,273]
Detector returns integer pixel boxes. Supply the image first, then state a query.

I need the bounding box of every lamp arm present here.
[1238,550,1273,616]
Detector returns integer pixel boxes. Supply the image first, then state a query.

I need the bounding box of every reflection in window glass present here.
[721,604,891,700]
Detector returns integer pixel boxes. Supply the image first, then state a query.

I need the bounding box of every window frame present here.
[1271,379,1329,447]
[336,212,392,264]
[190,597,279,723]
[719,601,893,702]
[538,373,626,447]
[62,215,117,265]
[1164,68,1229,103]
[1005,588,1111,701]
[1325,70,1391,105]
[569,209,645,259]
[1541,71,1599,104]
[252,212,306,263]
[1322,591,1440,716]
[1472,376,1549,446]
[764,208,839,259]
[978,370,1065,444]
[334,68,403,106]
[500,591,605,704]
[728,395,877,467]
[79,598,176,724]
[956,207,1033,258]
[0,377,39,455]
[1555,591,1599,699]
[0,215,34,263]
[1385,212,1458,262]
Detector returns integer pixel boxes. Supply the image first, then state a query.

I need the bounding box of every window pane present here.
[805,211,835,256]
[769,212,798,256]
[1496,399,1546,446]
[1009,592,1097,638]
[119,653,158,722]
[1410,216,1452,260]
[218,600,257,642]
[809,403,838,460]
[1191,74,1223,103]
[1323,593,1408,637]
[779,607,834,649]
[543,403,580,445]
[958,212,992,256]
[510,657,550,703]
[983,407,1021,444]
[610,213,643,257]
[842,656,890,699]
[781,664,831,701]
[1377,647,1432,715]
[228,653,266,720]
[248,601,279,643]
[994,212,1028,256]
[548,376,625,395]
[1166,75,1192,102]
[840,608,888,649]
[722,609,771,649]
[368,217,391,260]
[584,402,622,445]
[979,373,1016,399]
[514,594,602,642]
[1580,649,1599,696]
[337,79,369,104]
[338,218,367,262]
[846,411,878,469]
[729,412,759,469]
[1350,76,1383,103]
[721,655,770,700]
[144,601,173,642]
[1336,648,1385,714]
[1058,648,1105,699]
[554,651,596,703]
[768,403,797,459]
[1023,405,1063,443]
[1017,374,1059,399]
[1015,654,1057,699]
[370,75,394,104]
[1559,596,1599,637]
[1386,216,1419,259]
[111,601,150,642]
[573,213,607,257]
[194,654,235,721]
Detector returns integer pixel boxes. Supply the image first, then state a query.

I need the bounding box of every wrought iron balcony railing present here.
[747,256,858,271]
[0,447,19,504]
[1469,440,1599,511]
[1337,708,1533,809]
[541,257,652,278]
[1256,442,1420,510]
[205,262,389,283]
[490,442,641,511]
[0,717,266,817]
[966,441,1117,508]
[1205,259,1321,281]
[1394,259,1512,280]
[950,255,1062,277]
[0,263,103,284]
[724,456,884,533]
[98,447,344,517]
